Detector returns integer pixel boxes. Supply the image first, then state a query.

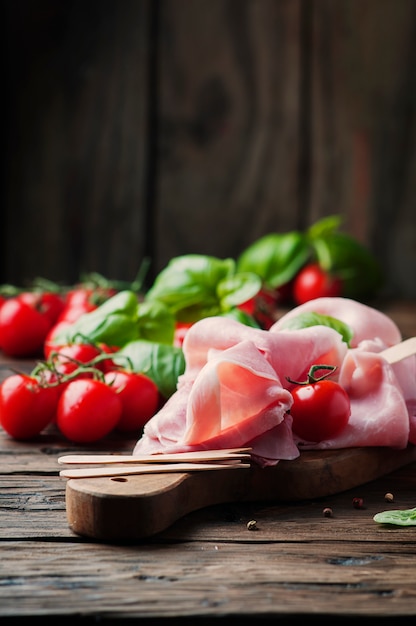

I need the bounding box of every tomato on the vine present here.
[0,374,60,439]
[0,297,51,357]
[58,287,116,324]
[293,263,342,305]
[18,291,66,325]
[288,365,350,442]
[51,343,105,376]
[56,378,123,443]
[104,370,160,432]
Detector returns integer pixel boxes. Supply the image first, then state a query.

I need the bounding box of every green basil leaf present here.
[373,507,416,526]
[306,215,342,239]
[54,290,140,347]
[220,307,261,328]
[236,231,310,288]
[278,311,353,346]
[217,272,262,310]
[137,300,175,345]
[145,255,236,319]
[310,232,383,299]
[115,340,185,399]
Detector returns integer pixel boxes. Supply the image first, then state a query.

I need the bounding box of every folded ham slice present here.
[133,298,415,466]
[133,319,347,465]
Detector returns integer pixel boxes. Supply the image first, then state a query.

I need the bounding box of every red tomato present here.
[58,287,116,323]
[0,374,60,439]
[43,320,72,359]
[19,291,66,325]
[56,379,122,443]
[51,343,105,376]
[290,378,350,442]
[104,370,159,432]
[173,322,193,347]
[238,288,278,329]
[293,264,342,305]
[0,297,51,357]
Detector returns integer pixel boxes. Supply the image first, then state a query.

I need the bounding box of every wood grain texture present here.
[63,446,416,540]
[3,0,416,298]
[4,0,152,284]
[155,0,302,273]
[308,0,416,298]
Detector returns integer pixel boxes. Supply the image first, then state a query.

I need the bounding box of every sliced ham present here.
[272,297,402,348]
[133,299,415,466]
[133,320,347,464]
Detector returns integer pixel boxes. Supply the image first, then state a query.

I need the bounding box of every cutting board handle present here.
[65,445,416,541]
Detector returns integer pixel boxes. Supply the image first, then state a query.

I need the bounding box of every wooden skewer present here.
[60,461,251,479]
[58,448,252,466]
[380,336,416,364]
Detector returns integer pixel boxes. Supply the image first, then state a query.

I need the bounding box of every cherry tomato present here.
[238,288,277,329]
[0,374,60,439]
[293,263,342,305]
[56,378,122,443]
[58,287,116,323]
[104,370,160,432]
[0,297,51,357]
[173,322,193,347]
[51,343,105,376]
[43,320,72,359]
[290,378,351,442]
[19,291,66,325]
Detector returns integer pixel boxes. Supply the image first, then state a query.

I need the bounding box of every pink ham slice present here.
[272,297,402,348]
[133,320,347,464]
[133,301,415,465]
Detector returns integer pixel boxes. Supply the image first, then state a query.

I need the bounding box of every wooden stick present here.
[60,461,251,479]
[58,448,252,466]
[380,337,416,364]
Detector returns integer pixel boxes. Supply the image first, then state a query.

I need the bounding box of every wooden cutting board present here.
[64,444,416,541]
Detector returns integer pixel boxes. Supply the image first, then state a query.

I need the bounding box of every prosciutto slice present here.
[133,320,347,465]
[133,298,415,466]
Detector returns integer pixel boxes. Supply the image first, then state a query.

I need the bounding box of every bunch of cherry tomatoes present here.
[0,285,160,443]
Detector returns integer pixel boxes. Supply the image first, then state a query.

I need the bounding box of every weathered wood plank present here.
[309,0,416,298]
[1,540,416,618]
[1,457,415,540]
[154,0,303,274]
[3,0,152,285]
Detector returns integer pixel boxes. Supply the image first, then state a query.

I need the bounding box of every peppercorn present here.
[323,507,333,518]
[384,492,394,502]
[246,520,257,531]
[352,497,364,509]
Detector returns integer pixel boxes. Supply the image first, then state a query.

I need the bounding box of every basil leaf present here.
[307,215,342,239]
[308,228,383,299]
[236,231,310,288]
[115,340,185,399]
[278,311,353,346]
[373,507,416,526]
[217,272,262,310]
[145,255,236,320]
[54,290,140,347]
[220,307,261,328]
[137,300,175,345]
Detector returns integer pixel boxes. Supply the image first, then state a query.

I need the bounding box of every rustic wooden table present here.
[1,300,415,624]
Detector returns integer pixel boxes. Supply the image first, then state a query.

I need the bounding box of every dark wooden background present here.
[3,0,416,298]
